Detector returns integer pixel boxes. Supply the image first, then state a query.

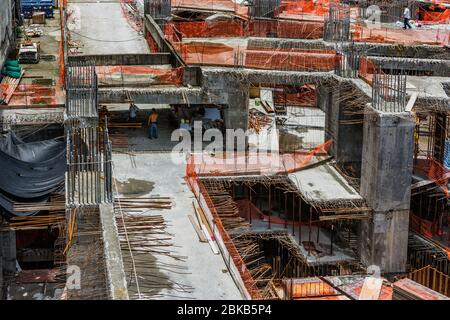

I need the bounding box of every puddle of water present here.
[113,178,154,196]
[279,130,305,153]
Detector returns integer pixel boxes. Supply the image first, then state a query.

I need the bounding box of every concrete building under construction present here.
[0,0,449,300]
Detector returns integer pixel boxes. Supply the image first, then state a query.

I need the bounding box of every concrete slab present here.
[68,0,150,55]
[289,163,363,203]
[112,152,242,299]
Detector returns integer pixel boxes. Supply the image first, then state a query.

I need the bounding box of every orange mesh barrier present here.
[247,20,323,39]
[359,57,382,85]
[4,84,63,107]
[273,85,317,106]
[422,8,450,23]
[166,19,323,41]
[245,50,337,71]
[146,31,160,53]
[280,0,331,16]
[186,157,263,299]
[96,66,184,86]
[354,26,449,46]
[172,21,244,38]
[186,140,333,177]
[428,159,450,197]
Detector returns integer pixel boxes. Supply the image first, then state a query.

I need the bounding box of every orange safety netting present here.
[168,19,324,40]
[96,66,184,86]
[3,84,63,107]
[184,141,332,299]
[359,57,382,85]
[354,25,450,46]
[185,163,263,299]
[272,85,317,107]
[281,0,331,16]
[185,140,333,177]
[421,8,450,23]
[172,0,249,17]
[427,159,450,198]
[245,49,337,72]
[176,41,338,71]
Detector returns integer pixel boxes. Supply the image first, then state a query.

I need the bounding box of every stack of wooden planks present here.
[108,122,142,129]
[0,70,25,104]
[110,133,129,149]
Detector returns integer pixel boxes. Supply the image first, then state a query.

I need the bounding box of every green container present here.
[5,65,21,73]
[5,60,20,68]
[1,70,21,79]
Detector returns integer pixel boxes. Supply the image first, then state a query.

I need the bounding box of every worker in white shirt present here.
[403,7,412,30]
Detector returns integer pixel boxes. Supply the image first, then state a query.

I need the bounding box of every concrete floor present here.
[68,0,149,55]
[112,152,242,300]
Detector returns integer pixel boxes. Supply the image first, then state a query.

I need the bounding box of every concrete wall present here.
[0,0,13,70]
[359,106,415,274]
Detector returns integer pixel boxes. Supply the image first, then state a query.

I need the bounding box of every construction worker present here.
[403,6,412,30]
[128,102,139,123]
[148,109,159,139]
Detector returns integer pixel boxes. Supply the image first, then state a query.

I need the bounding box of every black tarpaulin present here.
[0,132,66,217]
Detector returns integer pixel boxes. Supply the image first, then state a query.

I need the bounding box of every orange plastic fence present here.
[428,159,450,198]
[421,8,450,23]
[96,66,184,86]
[245,50,337,71]
[185,159,263,300]
[169,19,324,40]
[281,0,331,16]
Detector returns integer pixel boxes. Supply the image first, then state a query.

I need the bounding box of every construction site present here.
[0,0,449,301]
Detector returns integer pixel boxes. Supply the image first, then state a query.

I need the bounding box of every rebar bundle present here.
[372,69,407,112]
[324,2,351,42]
[249,0,282,19]
[65,60,99,128]
[66,127,113,207]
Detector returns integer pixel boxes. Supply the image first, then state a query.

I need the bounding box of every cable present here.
[69,30,143,43]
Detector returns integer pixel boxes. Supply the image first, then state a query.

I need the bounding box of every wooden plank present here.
[188,214,207,243]
[359,277,383,300]
[405,92,418,112]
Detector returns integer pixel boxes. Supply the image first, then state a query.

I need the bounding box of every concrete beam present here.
[359,105,415,273]
[98,87,224,105]
[99,204,129,300]
[68,53,172,66]
[369,56,450,77]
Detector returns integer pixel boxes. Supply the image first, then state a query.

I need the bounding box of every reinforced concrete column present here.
[359,105,414,273]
